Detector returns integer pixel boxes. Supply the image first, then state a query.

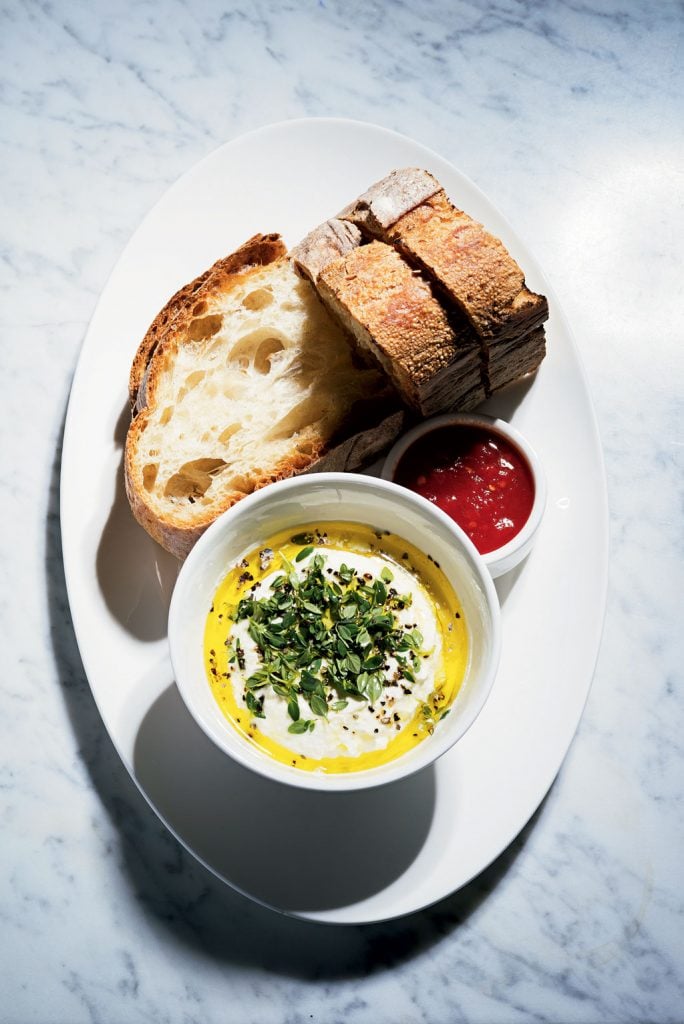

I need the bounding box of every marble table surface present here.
[2,1,683,1021]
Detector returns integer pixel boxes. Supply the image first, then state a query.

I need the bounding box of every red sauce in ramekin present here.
[394,426,535,555]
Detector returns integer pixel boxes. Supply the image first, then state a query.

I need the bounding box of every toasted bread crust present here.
[125,402,403,559]
[128,233,287,411]
[340,171,549,347]
[316,241,481,414]
[338,168,441,234]
[124,417,326,560]
[290,219,362,283]
[382,191,548,343]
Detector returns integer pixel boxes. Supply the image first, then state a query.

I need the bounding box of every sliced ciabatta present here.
[125,234,400,558]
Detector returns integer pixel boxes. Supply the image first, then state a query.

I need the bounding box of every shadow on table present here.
[133,680,438,913]
[48,413,549,981]
[96,402,179,643]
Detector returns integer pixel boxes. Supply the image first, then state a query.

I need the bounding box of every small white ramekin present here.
[382,413,546,579]
[168,472,501,792]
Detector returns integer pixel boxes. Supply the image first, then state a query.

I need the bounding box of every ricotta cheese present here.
[204,522,468,773]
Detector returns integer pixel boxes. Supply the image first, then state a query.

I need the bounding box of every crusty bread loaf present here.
[340,169,548,344]
[339,169,549,396]
[312,240,485,416]
[125,233,401,558]
[291,221,486,415]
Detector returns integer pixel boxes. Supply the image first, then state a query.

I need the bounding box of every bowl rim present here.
[168,471,502,792]
[380,412,547,575]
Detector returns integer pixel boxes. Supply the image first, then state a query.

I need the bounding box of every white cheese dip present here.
[229,547,440,759]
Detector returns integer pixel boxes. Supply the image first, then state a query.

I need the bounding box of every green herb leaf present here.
[280,551,296,573]
[338,563,354,584]
[299,671,318,693]
[367,674,383,703]
[245,673,268,690]
[356,628,372,648]
[287,696,300,722]
[245,691,265,719]
[295,545,314,562]
[288,719,309,734]
[346,652,361,674]
[331,700,348,712]
[380,566,394,583]
[309,694,328,717]
[363,654,383,671]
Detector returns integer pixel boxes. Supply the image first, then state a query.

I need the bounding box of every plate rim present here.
[60,116,610,925]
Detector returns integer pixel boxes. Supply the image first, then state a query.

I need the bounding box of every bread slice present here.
[313,240,485,416]
[340,169,549,397]
[487,327,547,393]
[125,233,401,558]
[126,173,550,557]
[340,170,548,343]
[337,167,441,235]
[290,218,362,285]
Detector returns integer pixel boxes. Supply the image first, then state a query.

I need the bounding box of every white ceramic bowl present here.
[168,472,501,792]
[382,413,546,579]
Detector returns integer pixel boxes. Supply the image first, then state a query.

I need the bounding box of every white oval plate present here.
[61,118,608,924]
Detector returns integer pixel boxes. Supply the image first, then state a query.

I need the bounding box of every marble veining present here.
[1,0,683,1021]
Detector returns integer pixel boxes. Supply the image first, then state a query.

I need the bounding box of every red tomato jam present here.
[395,427,535,555]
